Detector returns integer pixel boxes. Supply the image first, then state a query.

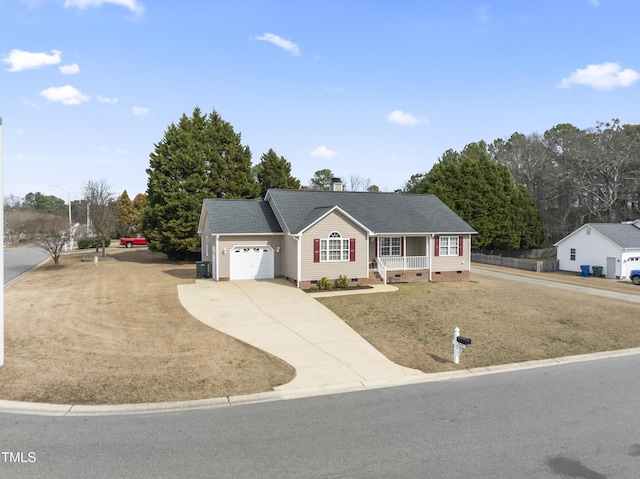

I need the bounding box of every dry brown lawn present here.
[1,248,295,405]
[317,266,640,373]
[3,249,640,405]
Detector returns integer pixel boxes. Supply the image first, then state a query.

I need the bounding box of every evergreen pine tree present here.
[419,142,543,250]
[254,148,301,197]
[142,107,259,259]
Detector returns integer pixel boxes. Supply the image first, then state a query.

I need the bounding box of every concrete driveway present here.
[177,279,424,391]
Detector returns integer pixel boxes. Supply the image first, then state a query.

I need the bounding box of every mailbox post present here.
[453,327,472,364]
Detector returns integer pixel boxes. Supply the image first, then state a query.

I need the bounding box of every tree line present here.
[142,108,640,258]
[8,105,638,264]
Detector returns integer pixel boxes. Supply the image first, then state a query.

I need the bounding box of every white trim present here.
[294,234,302,288]
[428,235,432,282]
[214,235,219,281]
[378,236,402,257]
[438,235,460,256]
[554,224,625,250]
[197,203,208,234]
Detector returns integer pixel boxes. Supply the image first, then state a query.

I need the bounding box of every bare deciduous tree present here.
[5,210,69,265]
[348,174,372,192]
[84,178,115,256]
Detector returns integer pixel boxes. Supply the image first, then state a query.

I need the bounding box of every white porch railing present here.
[378,256,429,271]
[376,257,388,285]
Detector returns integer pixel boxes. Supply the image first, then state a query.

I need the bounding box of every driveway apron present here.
[177,279,423,390]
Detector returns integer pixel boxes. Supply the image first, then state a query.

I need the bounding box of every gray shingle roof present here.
[266,189,477,235]
[589,223,640,248]
[202,199,282,234]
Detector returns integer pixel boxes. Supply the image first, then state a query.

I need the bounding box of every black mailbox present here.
[456,336,472,346]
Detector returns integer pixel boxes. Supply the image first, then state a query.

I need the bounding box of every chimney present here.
[331,178,343,192]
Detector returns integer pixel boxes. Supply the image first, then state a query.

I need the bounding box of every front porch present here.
[370,236,430,284]
[370,256,430,284]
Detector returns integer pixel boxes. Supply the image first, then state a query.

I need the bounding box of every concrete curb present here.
[2,348,639,417]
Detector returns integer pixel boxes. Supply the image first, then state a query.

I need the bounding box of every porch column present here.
[403,236,407,270]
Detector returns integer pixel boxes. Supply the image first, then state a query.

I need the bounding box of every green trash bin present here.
[195,261,209,279]
[592,266,603,278]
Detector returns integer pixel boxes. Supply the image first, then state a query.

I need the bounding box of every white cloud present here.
[387,110,427,126]
[40,85,90,105]
[324,86,344,92]
[2,49,61,72]
[59,63,80,74]
[132,106,149,116]
[255,33,301,56]
[589,0,600,6]
[310,145,337,158]
[64,0,144,14]
[97,95,118,104]
[559,62,640,90]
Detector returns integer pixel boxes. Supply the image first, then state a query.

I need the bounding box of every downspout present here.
[366,233,370,280]
[293,234,302,288]
[214,234,219,281]
[428,234,433,282]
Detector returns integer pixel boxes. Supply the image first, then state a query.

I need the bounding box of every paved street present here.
[4,244,51,284]
[1,354,639,478]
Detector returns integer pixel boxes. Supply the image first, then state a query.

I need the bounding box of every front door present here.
[606,257,616,279]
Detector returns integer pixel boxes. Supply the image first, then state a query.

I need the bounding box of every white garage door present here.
[230,246,274,280]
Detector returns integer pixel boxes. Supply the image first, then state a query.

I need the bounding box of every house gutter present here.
[293,234,302,288]
[429,234,434,282]
[214,234,219,281]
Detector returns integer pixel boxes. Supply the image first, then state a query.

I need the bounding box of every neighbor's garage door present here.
[230,246,274,280]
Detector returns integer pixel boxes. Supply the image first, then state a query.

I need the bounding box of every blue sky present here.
[2,0,640,202]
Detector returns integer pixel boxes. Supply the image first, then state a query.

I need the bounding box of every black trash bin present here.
[195,261,210,279]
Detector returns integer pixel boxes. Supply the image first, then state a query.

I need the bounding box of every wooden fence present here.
[471,252,559,272]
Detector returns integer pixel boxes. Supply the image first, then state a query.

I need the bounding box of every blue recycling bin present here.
[580,265,590,277]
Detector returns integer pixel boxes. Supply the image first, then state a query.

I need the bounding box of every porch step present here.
[368,271,384,283]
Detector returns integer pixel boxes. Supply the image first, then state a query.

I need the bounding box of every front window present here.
[439,236,459,256]
[380,237,401,256]
[320,231,350,262]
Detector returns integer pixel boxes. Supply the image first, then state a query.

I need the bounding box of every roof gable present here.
[265,189,476,235]
[298,205,373,235]
[555,222,640,249]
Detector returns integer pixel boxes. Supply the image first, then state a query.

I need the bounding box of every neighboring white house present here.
[554,220,640,279]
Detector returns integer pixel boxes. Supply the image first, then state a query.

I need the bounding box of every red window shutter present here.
[459,236,464,256]
[401,237,404,257]
[350,238,356,262]
[314,238,320,263]
[374,237,378,257]
[434,236,440,257]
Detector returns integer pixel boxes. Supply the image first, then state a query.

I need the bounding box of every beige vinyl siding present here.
[301,210,368,281]
[282,234,298,280]
[431,236,471,271]
[217,235,283,278]
[405,236,429,256]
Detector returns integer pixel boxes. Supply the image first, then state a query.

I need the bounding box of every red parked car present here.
[120,234,147,248]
